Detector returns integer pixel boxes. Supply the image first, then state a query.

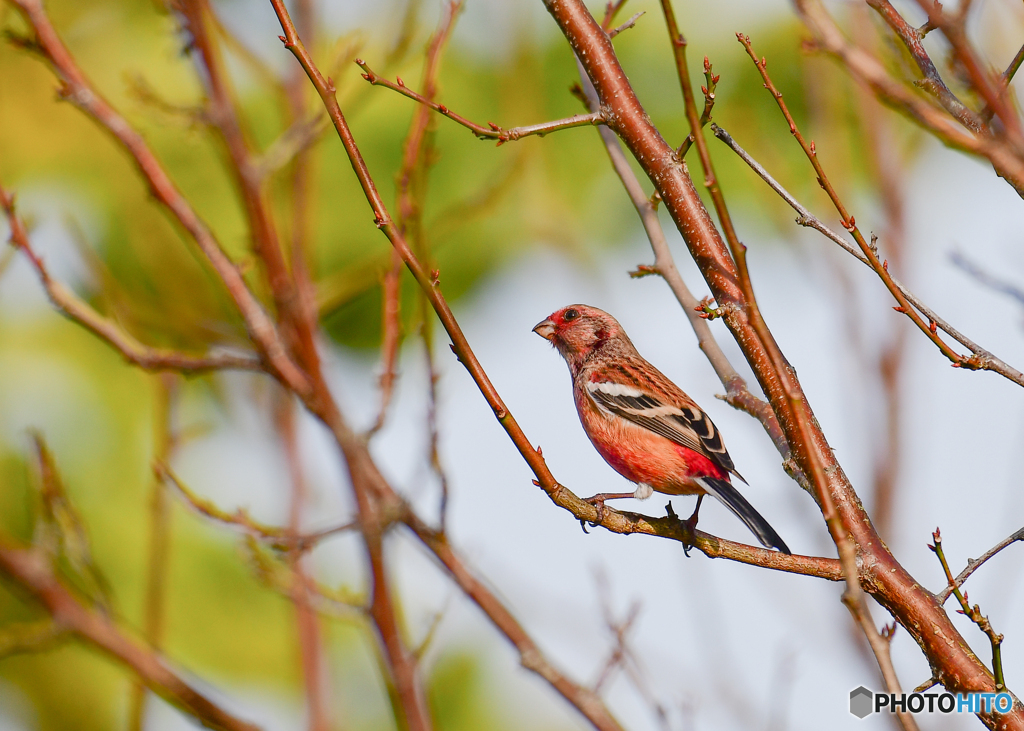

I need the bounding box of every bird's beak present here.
[532,318,556,341]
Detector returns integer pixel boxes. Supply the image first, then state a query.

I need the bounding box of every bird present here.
[533,304,790,554]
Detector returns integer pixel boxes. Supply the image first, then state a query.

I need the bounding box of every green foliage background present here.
[0,0,883,728]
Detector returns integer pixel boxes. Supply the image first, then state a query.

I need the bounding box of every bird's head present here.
[533,304,624,369]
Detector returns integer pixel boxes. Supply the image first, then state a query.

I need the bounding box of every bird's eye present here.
[563,308,579,322]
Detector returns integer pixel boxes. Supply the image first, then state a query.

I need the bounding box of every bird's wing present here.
[585,380,740,479]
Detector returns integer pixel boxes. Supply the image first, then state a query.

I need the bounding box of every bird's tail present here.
[695,477,791,554]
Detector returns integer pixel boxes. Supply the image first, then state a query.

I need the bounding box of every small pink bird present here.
[533,304,789,553]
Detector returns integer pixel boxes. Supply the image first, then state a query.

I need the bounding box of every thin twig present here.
[600,0,630,31]
[981,42,1024,124]
[939,527,1024,603]
[1,185,264,374]
[676,56,719,159]
[866,0,984,133]
[740,34,972,380]
[6,0,310,394]
[0,538,262,731]
[951,252,1024,308]
[711,124,1024,388]
[793,0,1024,200]
[930,529,1006,692]
[356,60,606,144]
[157,463,358,552]
[608,11,644,39]
[128,376,178,731]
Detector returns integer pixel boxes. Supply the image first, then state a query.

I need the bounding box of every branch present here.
[545,2,1021,728]
[6,0,310,395]
[981,42,1024,124]
[912,0,1024,144]
[793,0,1024,200]
[711,124,1024,389]
[951,252,1024,309]
[1,185,263,374]
[931,529,1006,692]
[939,527,1024,604]
[355,60,606,144]
[866,0,984,133]
[572,61,795,476]
[157,463,358,553]
[176,0,323,382]
[657,11,916,725]
[0,537,261,731]
[675,56,718,158]
[740,34,974,376]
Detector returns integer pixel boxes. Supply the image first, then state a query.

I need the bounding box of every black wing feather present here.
[588,387,739,478]
[697,477,790,553]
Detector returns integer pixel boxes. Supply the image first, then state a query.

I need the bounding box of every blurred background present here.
[2,0,1024,729]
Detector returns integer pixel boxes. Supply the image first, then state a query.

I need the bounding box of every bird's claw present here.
[578,496,608,532]
[666,501,699,557]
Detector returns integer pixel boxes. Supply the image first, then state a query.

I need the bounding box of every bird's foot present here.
[666,498,702,557]
[583,495,608,528]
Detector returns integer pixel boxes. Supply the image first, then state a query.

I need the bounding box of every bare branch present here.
[6,0,310,394]
[939,526,1024,603]
[711,124,1024,388]
[572,61,795,475]
[866,0,984,133]
[356,60,606,144]
[1,186,263,374]
[931,529,1007,692]
[0,538,262,731]
[794,0,1024,200]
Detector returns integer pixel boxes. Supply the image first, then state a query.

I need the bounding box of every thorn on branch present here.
[430,269,440,286]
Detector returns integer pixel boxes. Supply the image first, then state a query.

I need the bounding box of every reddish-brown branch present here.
[6,0,309,394]
[659,8,913,724]
[710,125,1024,388]
[371,249,403,434]
[912,0,1024,144]
[276,395,330,731]
[866,0,984,133]
[177,0,322,383]
[1,184,263,374]
[128,376,177,731]
[739,34,970,369]
[940,527,1024,603]
[573,62,795,476]
[0,538,261,731]
[793,0,1024,199]
[355,60,606,145]
[543,1,1021,727]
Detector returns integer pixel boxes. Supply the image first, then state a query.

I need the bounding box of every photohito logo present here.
[849,686,1014,718]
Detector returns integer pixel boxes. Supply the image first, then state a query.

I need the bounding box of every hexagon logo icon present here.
[850,686,874,718]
